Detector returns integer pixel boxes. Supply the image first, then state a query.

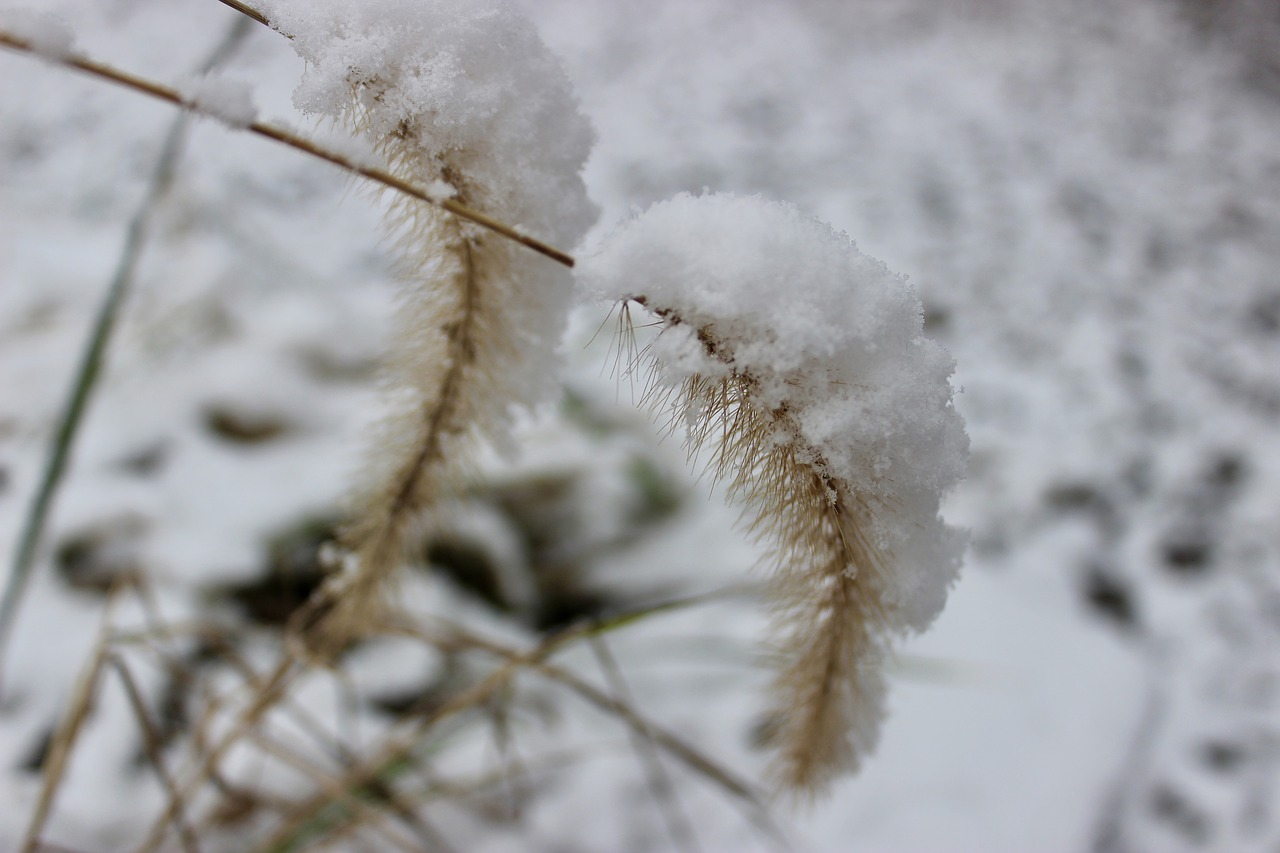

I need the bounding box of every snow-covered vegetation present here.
[1,0,1278,850]
[582,193,967,792]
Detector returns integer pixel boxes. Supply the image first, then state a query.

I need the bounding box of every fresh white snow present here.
[0,0,1277,850]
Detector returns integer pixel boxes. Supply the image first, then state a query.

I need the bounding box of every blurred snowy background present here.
[2,0,1279,850]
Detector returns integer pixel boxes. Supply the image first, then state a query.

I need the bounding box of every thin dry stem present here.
[245,729,426,853]
[21,588,121,853]
[414,617,785,845]
[530,656,786,845]
[0,31,575,267]
[250,655,529,847]
[214,0,271,29]
[588,635,703,853]
[138,657,298,853]
[259,605,685,844]
[21,659,108,853]
[108,655,202,853]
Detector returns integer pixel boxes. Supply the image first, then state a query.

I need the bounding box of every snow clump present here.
[581,192,968,632]
[256,0,598,415]
[180,73,258,129]
[256,0,597,250]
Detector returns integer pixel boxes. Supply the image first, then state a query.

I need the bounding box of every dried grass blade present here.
[0,19,252,678]
[588,635,703,853]
[108,655,202,853]
[21,595,118,853]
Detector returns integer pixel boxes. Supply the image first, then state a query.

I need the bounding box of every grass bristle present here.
[658,338,893,797]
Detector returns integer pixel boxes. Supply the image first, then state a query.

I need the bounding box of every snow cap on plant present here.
[578,192,968,796]
[257,0,598,648]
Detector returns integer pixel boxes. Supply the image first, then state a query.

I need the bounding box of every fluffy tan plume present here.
[583,194,968,796]
[315,193,501,649]
[660,334,894,796]
[260,0,598,652]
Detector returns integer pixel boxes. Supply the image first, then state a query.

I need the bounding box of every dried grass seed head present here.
[578,192,969,793]
[259,0,598,645]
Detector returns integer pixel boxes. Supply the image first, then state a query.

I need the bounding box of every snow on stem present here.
[0,29,575,267]
[581,193,969,795]
[251,0,597,649]
[0,5,593,653]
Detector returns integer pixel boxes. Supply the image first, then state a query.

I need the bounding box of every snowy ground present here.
[2,0,1279,850]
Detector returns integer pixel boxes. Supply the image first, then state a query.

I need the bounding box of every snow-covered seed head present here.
[258,0,597,652]
[579,192,969,796]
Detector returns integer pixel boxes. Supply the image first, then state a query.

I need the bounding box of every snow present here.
[0,9,74,59]
[580,192,968,632]
[180,73,258,128]
[257,0,597,246]
[256,0,598,431]
[1,0,1278,850]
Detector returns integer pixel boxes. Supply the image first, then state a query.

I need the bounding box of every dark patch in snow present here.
[917,171,960,231]
[115,440,170,477]
[1045,482,1109,513]
[1207,452,1248,491]
[533,585,614,635]
[1044,481,1124,539]
[368,655,468,719]
[202,404,293,445]
[55,516,149,593]
[922,303,951,334]
[1200,740,1248,774]
[19,726,52,773]
[295,343,380,384]
[1149,783,1213,845]
[1246,291,1280,337]
[426,537,516,614]
[1057,181,1115,256]
[1158,451,1251,577]
[1083,564,1140,630]
[215,517,336,626]
[1161,535,1214,576]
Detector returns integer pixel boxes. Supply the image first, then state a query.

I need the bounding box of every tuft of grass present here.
[1,2,969,846]
[622,296,897,797]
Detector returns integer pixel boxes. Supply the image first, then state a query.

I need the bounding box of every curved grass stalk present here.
[0,22,584,657]
[583,193,967,797]
[257,0,596,651]
[670,357,894,796]
[311,203,494,651]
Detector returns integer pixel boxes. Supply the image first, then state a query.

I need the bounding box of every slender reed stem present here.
[20,586,122,853]
[109,655,203,853]
[214,0,271,30]
[0,32,576,267]
[0,19,254,686]
[588,635,703,853]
